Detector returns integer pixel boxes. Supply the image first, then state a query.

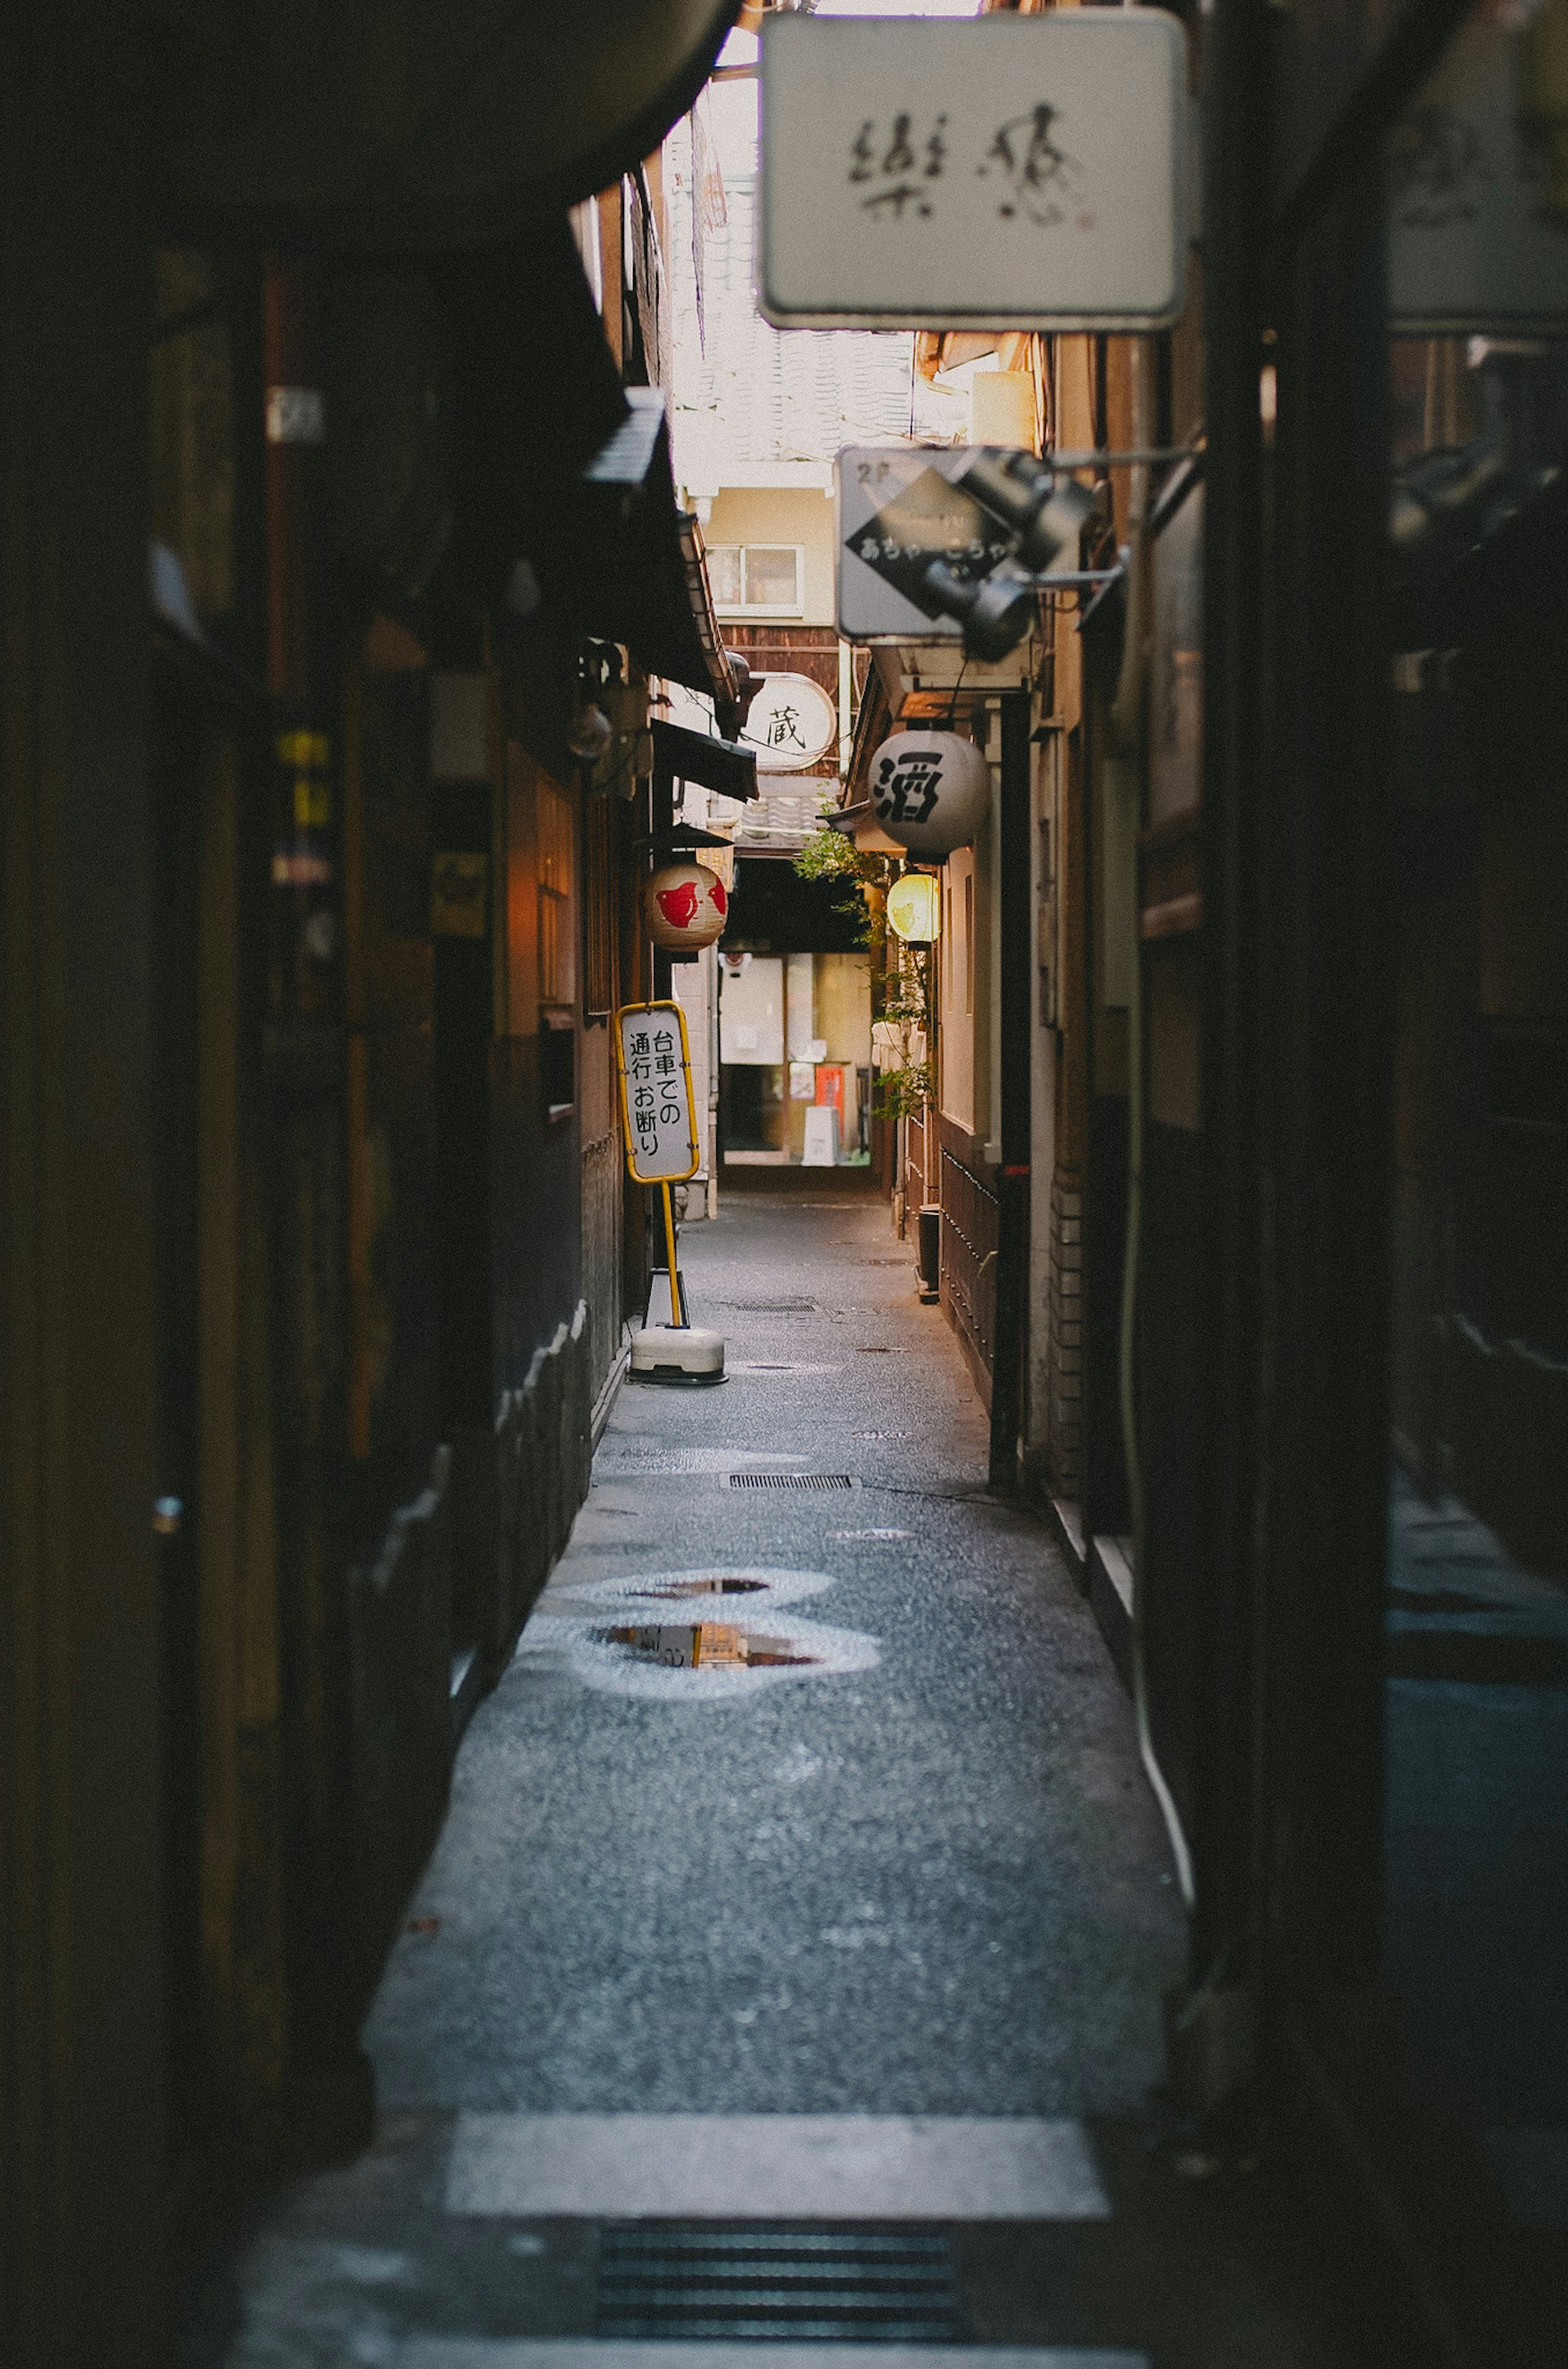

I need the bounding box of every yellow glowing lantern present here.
[886,871,942,944]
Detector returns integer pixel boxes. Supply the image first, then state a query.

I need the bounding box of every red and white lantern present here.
[643,860,728,952]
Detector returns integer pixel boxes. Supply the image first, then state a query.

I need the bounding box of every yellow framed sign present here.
[613,1000,700,1184]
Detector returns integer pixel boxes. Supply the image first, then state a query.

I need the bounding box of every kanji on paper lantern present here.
[868,729,990,857]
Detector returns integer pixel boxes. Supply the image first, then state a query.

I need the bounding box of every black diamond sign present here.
[844,464,1015,622]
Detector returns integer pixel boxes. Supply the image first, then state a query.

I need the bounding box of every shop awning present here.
[651,719,758,803]
[156,0,746,252]
[434,222,741,721]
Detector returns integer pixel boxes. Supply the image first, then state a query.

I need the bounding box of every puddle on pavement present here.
[518,1566,879,1700]
[549,1566,832,1608]
[595,1622,821,1669]
[627,1574,768,1597]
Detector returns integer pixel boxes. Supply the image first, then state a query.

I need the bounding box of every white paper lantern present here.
[868,730,990,857]
[644,860,728,951]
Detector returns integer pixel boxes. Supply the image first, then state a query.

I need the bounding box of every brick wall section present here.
[1048,1169,1083,1493]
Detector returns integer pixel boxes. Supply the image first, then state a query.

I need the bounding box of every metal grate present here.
[728,1472,853,1491]
[597,2225,962,2342]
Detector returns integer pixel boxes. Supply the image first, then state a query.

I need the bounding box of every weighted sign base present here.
[629,1325,727,1385]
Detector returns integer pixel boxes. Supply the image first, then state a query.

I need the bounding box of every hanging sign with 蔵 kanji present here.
[740,674,839,774]
[614,1001,701,1184]
[760,10,1189,332]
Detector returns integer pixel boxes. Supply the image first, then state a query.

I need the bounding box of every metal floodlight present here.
[723,649,766,732]
[916,453,1101,660]
[921,557,1039,663]
[959,452,1098,573]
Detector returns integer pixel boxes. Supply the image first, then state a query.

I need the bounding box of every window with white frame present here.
[707,544,804,616]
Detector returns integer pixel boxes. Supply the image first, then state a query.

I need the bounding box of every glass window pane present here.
[708,546,743,607]
[742,546,799,608]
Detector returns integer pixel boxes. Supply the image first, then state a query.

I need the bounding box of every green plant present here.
[871,944,933,1120]
[874,1059,934,1121]
[793,824,888,944]
[791,828,934,1119]
[792,823,867,882]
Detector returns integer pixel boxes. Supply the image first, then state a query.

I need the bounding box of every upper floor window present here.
[708,544,803,616]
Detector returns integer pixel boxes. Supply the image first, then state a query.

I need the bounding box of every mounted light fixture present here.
[958,453,1097,573]
[569,703,614,761]
[886,871,942,944]
[920,457,1099,661]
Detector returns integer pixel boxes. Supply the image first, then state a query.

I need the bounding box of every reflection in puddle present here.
[546,1565,833,1610]
[595,1623,820,1669]
[636,1575,768,1598]
[517,1567,879,1700]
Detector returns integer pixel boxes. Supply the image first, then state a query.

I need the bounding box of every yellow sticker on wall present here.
[430,850,488,939]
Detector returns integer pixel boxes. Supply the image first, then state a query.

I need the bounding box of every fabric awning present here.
[651,719,758,803]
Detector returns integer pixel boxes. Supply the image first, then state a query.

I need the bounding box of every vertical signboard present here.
[615,1000,700,1183]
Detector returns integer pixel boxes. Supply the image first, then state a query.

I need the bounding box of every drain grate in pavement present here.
[724,1298,819,1312]
[597,2225,962,2342]
[729,1472,854,1491]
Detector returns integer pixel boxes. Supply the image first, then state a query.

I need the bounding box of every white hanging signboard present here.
[615,1000,701,1184]
[1388,9,1568,334]
[740,672,839,773]
[760,10,1189,332]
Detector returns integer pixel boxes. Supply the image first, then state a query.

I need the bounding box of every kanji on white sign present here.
[615,1001,700,1184]
[740,673,839,774]
[761,11,1189,331]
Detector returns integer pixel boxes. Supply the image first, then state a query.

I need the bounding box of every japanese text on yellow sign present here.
[613,1001,699,1184]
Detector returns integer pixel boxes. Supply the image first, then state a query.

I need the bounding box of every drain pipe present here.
[1110,335,1195,1912]
[707,942,721,1220]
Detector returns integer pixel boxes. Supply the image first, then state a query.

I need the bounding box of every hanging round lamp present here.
[643,860,728,951]
[886,872,942,944]
[868,729,990,857]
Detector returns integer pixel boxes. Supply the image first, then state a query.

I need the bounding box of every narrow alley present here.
[196,1197,1359,2369]
[10,6,1568,2366]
